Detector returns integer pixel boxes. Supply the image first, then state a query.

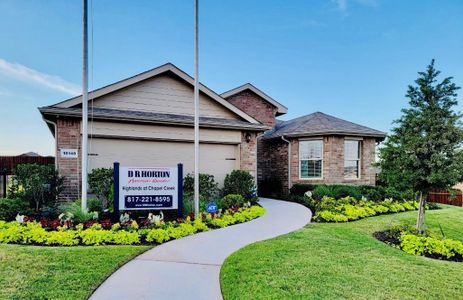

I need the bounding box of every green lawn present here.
[0,245,150,299]
[221,205,463,300]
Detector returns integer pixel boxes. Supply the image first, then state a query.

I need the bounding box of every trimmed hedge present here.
[288,183,416,202]
[310,196,421,222]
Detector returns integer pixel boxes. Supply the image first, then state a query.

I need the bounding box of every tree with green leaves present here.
[379,60,463,232]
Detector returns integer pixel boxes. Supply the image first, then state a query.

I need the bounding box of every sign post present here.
[113,162,120,215]
[113,163,183,217]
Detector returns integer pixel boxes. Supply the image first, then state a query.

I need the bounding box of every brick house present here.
[40,63,384,200]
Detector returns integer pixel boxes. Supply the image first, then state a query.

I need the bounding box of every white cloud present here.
[0,58,80,96]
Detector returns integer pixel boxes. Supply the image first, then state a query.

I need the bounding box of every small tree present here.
[88,168,113,210]
[379,60,463,232]
[9,164,63,212]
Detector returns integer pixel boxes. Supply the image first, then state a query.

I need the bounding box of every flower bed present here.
[309,196,423,222]
[0,205,265,246]
[374,226,463,262]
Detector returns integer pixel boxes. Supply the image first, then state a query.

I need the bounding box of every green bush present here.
[0,198,33,221]
[183,173,219,200]
[219,194,245,209]
[311,185,362,200]
[289,183,318,196]
[380,228,463,261]
[312,196,420,223]
[59,202,98,223]
[88,168,113,210]
[8,164,63,211]
[0,205,266,246]
[87,198,103,213]
[223,170,256,201]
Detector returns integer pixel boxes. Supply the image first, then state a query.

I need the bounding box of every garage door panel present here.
[88,139,238,185]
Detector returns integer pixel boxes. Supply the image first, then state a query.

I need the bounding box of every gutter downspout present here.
[281,136,291,192]
[43,117,58,171]
[254,131,267,195]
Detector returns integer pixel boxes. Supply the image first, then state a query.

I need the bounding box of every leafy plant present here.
[0,198,33,221]
[219,194,246,210]
[88,168,113,210]
[223,170,257,201]
[183,173,219,200]
[8,164,63,211]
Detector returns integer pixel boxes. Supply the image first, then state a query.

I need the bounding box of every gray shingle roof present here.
[39,106,269,131]
[263,112,385,140]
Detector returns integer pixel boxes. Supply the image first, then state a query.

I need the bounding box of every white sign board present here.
[60,149,78,158]
[118,166,179,210]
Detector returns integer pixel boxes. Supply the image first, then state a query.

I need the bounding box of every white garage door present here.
[88,138,239,184]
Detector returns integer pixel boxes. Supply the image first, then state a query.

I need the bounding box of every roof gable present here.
[264,112,385,140]
[52,63,259,124]
[221,83,288,116]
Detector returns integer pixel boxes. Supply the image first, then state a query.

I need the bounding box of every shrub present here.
[223,170,256,201]
[219,194,245,210]
[59,202,98,223]
[8,164,63,211]
[88,168,113,211]
[289,183,318,196]
[0,205,266,246]
[183,173,219,200]
[146,228,170,244]
[0,198,33,221]
[87,198,103,213]
[310,195,420,223]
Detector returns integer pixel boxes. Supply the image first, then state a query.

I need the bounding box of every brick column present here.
[240,132,258,180]
[56,118,81,200]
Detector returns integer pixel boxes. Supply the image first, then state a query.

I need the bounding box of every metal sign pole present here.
[177,163,183,218]
[113,162,120,216]
[81,0,89,211]
[193,0,200,216]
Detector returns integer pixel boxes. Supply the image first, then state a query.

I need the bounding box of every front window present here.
[299,140,323,179]
[344,140,361,179]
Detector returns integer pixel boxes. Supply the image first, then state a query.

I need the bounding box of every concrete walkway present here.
[90,198,312,300]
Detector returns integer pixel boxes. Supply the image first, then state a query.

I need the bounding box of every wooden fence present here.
[428,191,463,207]
[0,156,55,175]
[0,155,55,198]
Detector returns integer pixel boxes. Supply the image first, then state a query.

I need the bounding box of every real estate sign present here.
[114,162,183,215]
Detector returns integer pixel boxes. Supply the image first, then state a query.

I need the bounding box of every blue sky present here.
[1,0,462,156]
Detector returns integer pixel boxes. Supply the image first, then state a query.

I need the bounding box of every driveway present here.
[90,198,312,300]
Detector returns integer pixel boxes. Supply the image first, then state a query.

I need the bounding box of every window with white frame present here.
[344,139,361,179]
[299,140,323,179]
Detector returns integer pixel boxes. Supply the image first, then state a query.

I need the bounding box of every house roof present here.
[39,106,269,132]
[50,63,260,124]
[221,83,288,116]
[263,112,386,140]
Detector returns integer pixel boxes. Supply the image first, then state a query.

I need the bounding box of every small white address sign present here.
[60,149,78,158]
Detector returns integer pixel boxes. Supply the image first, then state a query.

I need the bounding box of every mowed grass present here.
[0,245,150,299]
[221,205,463,300]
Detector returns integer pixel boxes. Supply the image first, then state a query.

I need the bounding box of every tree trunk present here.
[416,191,427,233]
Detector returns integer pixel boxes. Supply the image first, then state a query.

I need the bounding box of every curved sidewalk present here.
[90,198,312,300]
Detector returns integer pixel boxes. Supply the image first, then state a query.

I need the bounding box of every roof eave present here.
[39,107,269,132]
[264,131,386,141]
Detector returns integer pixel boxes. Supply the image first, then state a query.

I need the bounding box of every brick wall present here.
[258,138,289,196]
[259,135,378,195]
[225,90,278,127]
[240,132,258,180]
[56,118,81,200]
[290,136,377,187]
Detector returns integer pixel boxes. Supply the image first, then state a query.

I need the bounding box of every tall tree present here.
[379,60,463,232]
